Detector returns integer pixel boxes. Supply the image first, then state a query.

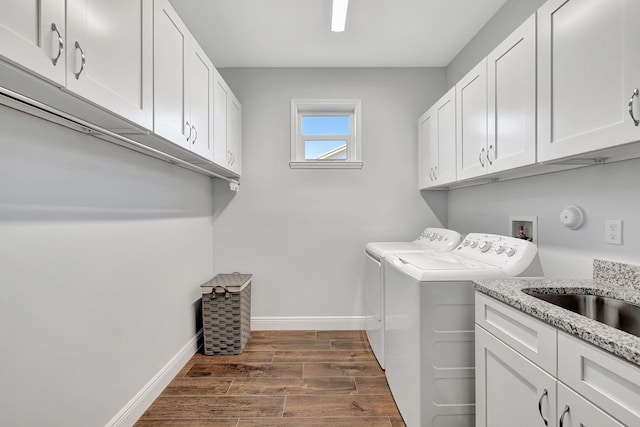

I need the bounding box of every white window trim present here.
[290,99,363,169]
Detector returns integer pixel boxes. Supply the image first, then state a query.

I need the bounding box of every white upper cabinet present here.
[419,87,456,189]
[213,70,242,176]
[153,0,214,160]
[487,14,536,173]
[65,0,153,130]
[0,0,66,86]
[153,0,188,148]
[537,0,640,162]
[456,58,488,180]
[187,42,214,160]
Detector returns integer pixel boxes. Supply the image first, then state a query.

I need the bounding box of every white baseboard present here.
[105,330,202,427]
[251,315,372,330]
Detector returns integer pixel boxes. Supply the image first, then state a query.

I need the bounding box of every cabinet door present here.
[153,0,189,148]
[187,41,214,160]
[487,14,536,173]
[435,88,456,184]
[456,59,488,180]
[557,383,624,427]
[558,332,640,427]
[0,0,65,85]
[418,107,436,189]
[537,0,640,162]
[213,70,229,168]
[227,93,242,175]
[476,325,557,427]
[66,0,153,130]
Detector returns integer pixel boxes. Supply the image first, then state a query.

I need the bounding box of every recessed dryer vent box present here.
[509,216,538,244]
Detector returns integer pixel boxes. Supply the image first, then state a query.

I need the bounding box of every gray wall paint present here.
[446,0,545,89]
[0,105,214,426]
[213,68,447,320]
[448,160,640,279]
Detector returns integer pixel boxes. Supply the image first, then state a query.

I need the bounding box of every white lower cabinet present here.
[476,325,557,427]
[557,383,623,427]
[476,292,640,427]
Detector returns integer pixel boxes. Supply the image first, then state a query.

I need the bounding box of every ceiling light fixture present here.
[331,0,349,32]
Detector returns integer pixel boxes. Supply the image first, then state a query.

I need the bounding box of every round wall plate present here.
[560,205,585,229]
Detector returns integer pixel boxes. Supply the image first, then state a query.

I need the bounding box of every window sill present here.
[289,161,363,169]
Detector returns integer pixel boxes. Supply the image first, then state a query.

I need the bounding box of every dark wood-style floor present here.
[135,330,405,426]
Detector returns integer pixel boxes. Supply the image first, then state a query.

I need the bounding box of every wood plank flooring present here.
[136,330,405,426]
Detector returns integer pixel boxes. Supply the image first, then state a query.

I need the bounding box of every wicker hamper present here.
[201,273,252,355]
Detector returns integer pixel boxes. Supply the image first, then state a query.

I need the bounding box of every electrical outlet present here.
[605,219,622,245]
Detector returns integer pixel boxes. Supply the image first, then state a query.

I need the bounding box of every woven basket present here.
[201,273,252,355]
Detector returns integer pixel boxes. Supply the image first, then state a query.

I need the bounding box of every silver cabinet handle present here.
[559,405,570,427]
[428,168,433,181]
[51,23,63,66]
[487,145,494,165]
[191,125,197,144]
[433,165,438,180]
[538,389,549,426]
[74,41,86,79]
[628,88,639,126]
[479,148,485,167]
[185,121,192,141]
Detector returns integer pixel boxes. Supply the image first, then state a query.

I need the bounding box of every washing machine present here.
[364,228,461,369]
[384,233,538,427]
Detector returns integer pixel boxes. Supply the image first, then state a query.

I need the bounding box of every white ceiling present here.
[169,0,509,68]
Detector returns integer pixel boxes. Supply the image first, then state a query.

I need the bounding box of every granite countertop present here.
[473,259,640,367]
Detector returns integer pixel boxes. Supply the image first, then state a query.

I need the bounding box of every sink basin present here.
[522,290,640,338]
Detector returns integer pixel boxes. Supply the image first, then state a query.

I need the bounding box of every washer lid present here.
[395,252,498,271]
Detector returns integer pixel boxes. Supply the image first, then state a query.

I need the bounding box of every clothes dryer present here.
[384,233,538,427]
[364,228,461,369]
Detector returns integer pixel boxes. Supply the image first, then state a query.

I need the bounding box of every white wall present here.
[0,105,214,426]
[212,68,448,327]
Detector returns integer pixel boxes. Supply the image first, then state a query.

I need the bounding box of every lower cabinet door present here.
[476,325,557,427]
[557,383,624,427]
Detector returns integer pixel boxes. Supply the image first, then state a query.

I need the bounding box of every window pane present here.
[302,116,350,135]
[304,140,348,160]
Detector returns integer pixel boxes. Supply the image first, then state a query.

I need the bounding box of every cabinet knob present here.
[628,88,639,126]
[537,389,549,426]
[185,121,192,141]
[51,23,64,66]
[487,145,494,165]
[74,41,86,80]
[559,405,570,427]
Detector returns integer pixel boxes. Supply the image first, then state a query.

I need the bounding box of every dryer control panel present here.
[456,233,537,276]
[415,227,462,251]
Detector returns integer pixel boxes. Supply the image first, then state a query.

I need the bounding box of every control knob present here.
[505,247,517,257]
[478,241,492,252]
[429,233,437,241]
[469,240,478,248]
[494,245,506,254]
[462,240,470,246]
[437,234,443,241]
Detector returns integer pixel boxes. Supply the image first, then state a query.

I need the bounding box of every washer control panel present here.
[415,228,462,251]
[456,233,537,275]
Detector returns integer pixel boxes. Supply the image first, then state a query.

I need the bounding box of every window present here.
[290,99,362,169]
